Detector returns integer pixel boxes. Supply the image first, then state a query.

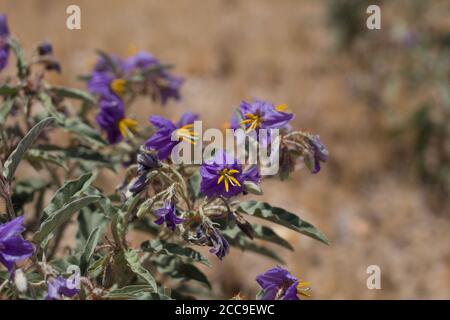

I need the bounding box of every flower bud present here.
[14,269,28,293]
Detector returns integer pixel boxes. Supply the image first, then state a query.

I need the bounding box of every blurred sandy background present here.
[1,0,449,299]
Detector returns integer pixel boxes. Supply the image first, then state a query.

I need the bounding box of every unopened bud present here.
[14,269,28,293]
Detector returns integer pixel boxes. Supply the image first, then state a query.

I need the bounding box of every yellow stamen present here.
[111,78,127,95]
[176,123,198,145]
[224,179,229,192]
[216,168,241,193]
[275,104,288,112]
[297,280,311,298]
[118,118,138,138]
[240,112,262,133]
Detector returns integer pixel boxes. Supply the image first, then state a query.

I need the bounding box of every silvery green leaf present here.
[141,239,210,266]
[224,233,284,263]
[152,255,211,289]
[63,118,107,146]
[105,285,171,300]
[43,172,96,216]
[79,226,102,275]
[124,249,157,292]
[84,186,117,217]
[188,171,202,201]
[223,224,293,251]
[39,93,106,146]
[2,117,56,181]
[0,99,14,124]
[24,149,68,171]
[243,180,263,195]
[7,38,27,79]
[238,200,329,245]
[33,195,100,245]
[48,86,96,105]
[39,145,115,169]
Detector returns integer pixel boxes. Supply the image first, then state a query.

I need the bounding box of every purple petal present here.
[0,216,26,240]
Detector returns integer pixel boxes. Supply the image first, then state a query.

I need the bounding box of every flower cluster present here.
[0,12,329,301]
[88,50,183,144]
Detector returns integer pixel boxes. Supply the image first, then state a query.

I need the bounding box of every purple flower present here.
[129,174,149,195]
[129,151,160,195]
[156,74,183,105]
[37,41,53,56]
[95,94,138,144]
[239,100,294,133]
[307,135,328,174]
[0,216,34,273]
[124,51,159,71]
[87,55,126,96]
[256,266,310,300]
[200,150,260,198]
[223,112,241,130]
[136,151,160,174]
[125,51,183,105]
[87,51,183,105]
[195,225,229,260]
[154,202,185,231]
[0,14,10,71]
[208,228,229,260]
[45,276,80,300]
[87,71,115,96]
[145,113,199,160]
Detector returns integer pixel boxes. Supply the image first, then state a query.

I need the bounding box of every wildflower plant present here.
[0,15,329,300]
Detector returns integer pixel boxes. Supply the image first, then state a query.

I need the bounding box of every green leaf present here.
[224,233,285,263]
[105,285,171,300]
[223,224,293,251]
[63,118,107,146]
[243,181,263,195]
[38,92,64,121]
[152,255,211,289]
[24,149,68,171]
[39,93,106,146]
[48,86,96,105]
[43,172,96,216]
[2,117,56,181]
[124,249,157,292]
[0,99,15,124]
[39,145,115,169]
[79,226,102,275]
[7,38,28,79]
[84,186,117,217]
[238,200,329,245]
[141,239,210,266]
[188,172,201,200]
[0,85,19,97]
[33,195,100,245]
